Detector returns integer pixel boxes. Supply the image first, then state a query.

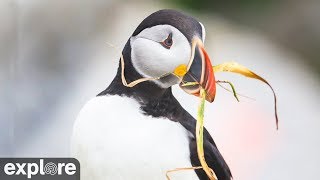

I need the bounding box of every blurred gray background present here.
[1,0,320,179]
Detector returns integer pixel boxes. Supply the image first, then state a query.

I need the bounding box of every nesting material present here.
[120,54,278,180]
[196,89,218,180]
[213,62,278,129]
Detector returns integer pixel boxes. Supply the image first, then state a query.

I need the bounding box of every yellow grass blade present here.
[166,166,202,180]
[181,82,199,87]
[213,62,279,129]
[196,89,218,180]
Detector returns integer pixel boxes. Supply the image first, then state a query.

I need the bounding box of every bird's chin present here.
[153,74,181,89]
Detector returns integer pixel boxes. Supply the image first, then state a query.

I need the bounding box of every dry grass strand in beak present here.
[216,82,255,101]
[213,61,279,129]
[120,54,171,87]
[196,88,218,180]
[216,80,240,102]
[166,166,202,180]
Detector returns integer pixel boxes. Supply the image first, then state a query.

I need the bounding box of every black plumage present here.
[132,9,203,43]
[98,9,232,180]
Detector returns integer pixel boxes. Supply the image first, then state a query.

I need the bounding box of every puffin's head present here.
[126,9,216,102]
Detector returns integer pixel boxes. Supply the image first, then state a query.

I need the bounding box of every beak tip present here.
[206,94,215,103]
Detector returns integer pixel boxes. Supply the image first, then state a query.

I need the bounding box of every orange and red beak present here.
[179,38,216,102]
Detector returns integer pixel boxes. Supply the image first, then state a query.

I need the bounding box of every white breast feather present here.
[71,95,199,180]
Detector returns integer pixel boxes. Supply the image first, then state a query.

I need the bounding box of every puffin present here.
[71,9,232,180]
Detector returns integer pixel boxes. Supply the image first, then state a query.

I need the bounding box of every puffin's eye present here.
[160,33,173,49]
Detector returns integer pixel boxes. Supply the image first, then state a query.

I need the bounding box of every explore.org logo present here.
[0,158,80,180]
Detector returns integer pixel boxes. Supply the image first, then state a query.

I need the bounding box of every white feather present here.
[71,95,199,180]
[199,22,206,43]
[130,25,191,88]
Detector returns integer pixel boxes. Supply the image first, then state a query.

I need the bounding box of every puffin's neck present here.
[98,65,184,121]
[97,41,184,120]
[99,67,169,102]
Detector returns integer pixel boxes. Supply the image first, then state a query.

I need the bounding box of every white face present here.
[130,25,192,88]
